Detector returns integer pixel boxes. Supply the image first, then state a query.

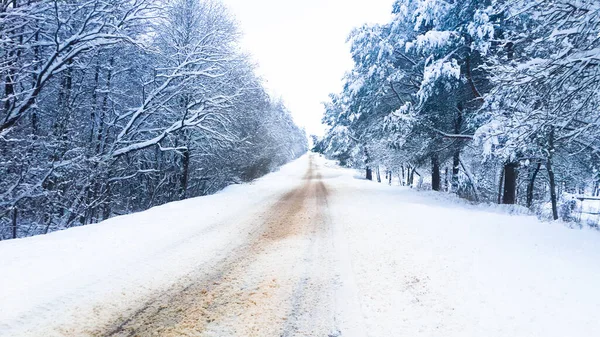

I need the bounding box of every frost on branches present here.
[317,0,600,226]
[0,0,307,240]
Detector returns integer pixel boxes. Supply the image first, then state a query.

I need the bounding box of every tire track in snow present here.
[280,173,337,337]
[96,155,339,337]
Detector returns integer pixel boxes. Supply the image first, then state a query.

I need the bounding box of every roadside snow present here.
[319,156,600,337]
[0,156,308,336]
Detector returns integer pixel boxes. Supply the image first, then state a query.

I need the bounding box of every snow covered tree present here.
[0,0,307,240]
[478,0,600,219]
[322,0,600,224]
[323,0,492,197]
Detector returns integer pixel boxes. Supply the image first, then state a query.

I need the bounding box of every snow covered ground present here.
[1,154,600,336]
[326,160,600,337]
[0,157,309,336]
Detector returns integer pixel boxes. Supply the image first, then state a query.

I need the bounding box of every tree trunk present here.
[401,165,405,186]
[364,147,372,180]
[366,167,373,181]
[11,207,18,239]
[558,180,562,200]
[90,64,100,143]
[103,173,112,221]
[43,214,52,235]
[376,166,381,183]
[444,167,449,192]
[451,104,463,192]
[451,151,460,192]
[388,170,392,185]
[547,160,558,220]
[413,169,422,188]
[85,185,94,225]
[526,162,542,208]
[181,148,190,199]
[547,127,559,220]
[409,168,420,187]
[502,162,518,204]
[97,58,113,155]
[432,155,441,191]
[497,167,504,204]
[459,159,480,202]
[31,30,39,134]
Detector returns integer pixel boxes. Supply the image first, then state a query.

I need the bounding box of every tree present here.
[0,0,307,240]
[321,0,600,224]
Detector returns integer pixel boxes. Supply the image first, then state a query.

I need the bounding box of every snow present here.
[2,154,600,336]
[418,58,461,101]
[0,157,309,336]
[348,76,365,96]
[413,0,453,32]
[467,9,494,54]
[323,158,600,337]
[407,30,459,53]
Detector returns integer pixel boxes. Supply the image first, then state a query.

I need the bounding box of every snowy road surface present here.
[2,154,600,336]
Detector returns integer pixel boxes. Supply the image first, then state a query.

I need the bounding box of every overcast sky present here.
[222,0,394,136]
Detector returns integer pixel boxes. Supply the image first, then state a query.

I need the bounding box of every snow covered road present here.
[2,154,600,336]
[0,155,362,337]
[99,155,346,337]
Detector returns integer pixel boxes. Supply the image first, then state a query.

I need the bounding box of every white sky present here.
[222,0,394,136]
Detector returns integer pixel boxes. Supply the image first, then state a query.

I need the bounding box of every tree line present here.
[317,0,600,223]
[0,0,307,239]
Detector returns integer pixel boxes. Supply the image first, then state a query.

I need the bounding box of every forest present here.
[0,0,307,240]
[316,0,600,225]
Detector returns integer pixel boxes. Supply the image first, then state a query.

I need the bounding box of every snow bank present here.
[0,155,309,336]
[317,156,600,337]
